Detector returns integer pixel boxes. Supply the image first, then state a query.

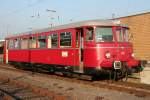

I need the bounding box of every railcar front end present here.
[83,25,141,77]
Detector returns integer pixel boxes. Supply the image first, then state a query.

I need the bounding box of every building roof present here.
[6,19,127,38]
[114,11,150,19]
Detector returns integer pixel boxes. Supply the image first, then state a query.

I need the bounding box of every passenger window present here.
[21,38,28,49]
[86,27,94,41]
[29,37,36,48]
[38,36,46,48]
[14,39,20,49]
[8,40,14,49]
[60,32,71,47]
[51,34,58,48]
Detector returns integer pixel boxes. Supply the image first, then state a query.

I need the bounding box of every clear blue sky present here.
[0,0,149,39]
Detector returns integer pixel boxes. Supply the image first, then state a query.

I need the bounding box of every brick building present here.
[117,12,150,61]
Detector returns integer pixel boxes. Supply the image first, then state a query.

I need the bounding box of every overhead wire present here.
[0,0,45,18]
[0,0,46,39]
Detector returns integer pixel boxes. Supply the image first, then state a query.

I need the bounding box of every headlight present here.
[131,53,134,57]
[105,51,111,59]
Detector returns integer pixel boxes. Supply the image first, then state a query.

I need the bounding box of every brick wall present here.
[118,12,150,61]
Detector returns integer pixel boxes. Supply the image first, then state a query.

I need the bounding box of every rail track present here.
[0,63,150,99]
[0,77,71,100]
[0,79,50,100]
[0,64,73,100]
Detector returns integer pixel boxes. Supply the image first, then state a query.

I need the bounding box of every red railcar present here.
[4,20,142,79]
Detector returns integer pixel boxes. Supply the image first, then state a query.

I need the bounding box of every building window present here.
[86,27,94,41]
[29,37,36,48]
[51,34,58,48]
[21,38,28,49]
[60,32,71,47]
[8,40,14,49]
[38,36,46,48]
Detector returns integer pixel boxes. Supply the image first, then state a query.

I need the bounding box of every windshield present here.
[116,28,129,42]
[95,27,113,42]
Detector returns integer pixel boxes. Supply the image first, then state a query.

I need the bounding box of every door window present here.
[86,27,94,41]
[76,32,79,48]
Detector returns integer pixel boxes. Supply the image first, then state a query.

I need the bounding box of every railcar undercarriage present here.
[8,61,142,81]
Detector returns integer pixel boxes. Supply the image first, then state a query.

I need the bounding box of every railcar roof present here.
[6,19,128,38]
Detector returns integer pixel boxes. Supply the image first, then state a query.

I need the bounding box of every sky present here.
[0,0,150,39]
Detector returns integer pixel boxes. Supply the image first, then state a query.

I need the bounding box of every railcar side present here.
[4,20,144,80]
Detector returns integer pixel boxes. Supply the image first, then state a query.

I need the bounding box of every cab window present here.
[116,28,124,42]
[116,28,129,42]
[123,28,129,42]
[95,27,113,42]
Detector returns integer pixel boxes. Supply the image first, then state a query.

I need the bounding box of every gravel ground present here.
[0,66,149,100]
